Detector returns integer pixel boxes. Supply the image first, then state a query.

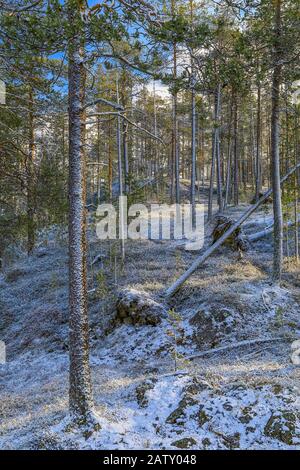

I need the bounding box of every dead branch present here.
[83,97,123,111]
[185,336,291,361]
[122,115,165,144]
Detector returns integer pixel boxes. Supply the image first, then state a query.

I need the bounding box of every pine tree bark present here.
[27,86,35,255]
[215,84,223,213]
[208,87,222,220]
[190,75,197,227]
[255,82,262,202]
[208,117,216,221]
[171,0,180,204]
[172,57,180,204]
[97,109,101,205]
[108,118,113,201]
[190,0,196,227]
[68,2,94,421]
[116,74,125,260]
[224,95,233,209]
[233,93,239,206]
[271,0,283,282]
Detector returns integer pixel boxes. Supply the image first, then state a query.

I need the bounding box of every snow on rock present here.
[28,375,300,450]
[0,218,299,450]
[190,305,240,349]
[115,288,167,327]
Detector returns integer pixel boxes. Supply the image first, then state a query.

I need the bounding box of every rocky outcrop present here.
[190,305,240,349]
[115,289,166,326]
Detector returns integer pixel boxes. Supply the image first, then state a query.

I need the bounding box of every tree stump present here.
[212,215,250,252]
[115,288,166,326]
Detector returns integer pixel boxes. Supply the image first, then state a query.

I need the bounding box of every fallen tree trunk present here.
[249,216,300,242]
[165,162,300,297]
[185,336,290,361]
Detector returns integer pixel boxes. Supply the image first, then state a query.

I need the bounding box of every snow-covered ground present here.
[0,205,299,449]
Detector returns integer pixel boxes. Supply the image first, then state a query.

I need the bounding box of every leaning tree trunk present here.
[271,0,283,282]
[165,162,300,297]
[68,3,94,422]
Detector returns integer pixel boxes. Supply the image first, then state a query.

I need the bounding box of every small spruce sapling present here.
[95,269,108,299]
[166,308,189,372]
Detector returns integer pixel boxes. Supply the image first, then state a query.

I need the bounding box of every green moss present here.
[166,395,198,425]
[202,437,211,448]
[197,408,210,427]
[136,379,156,408]
[171,437,197,449]
[222,432,240,449]
[272,384,283,395]
[264,411,297,445]
[239,406,256,424]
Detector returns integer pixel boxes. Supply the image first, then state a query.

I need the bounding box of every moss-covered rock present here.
[171,437,197,449]
[222,432,240,449]
[166,394,197,425]
[202,437,211,448]
[197,407,210,427]
[264,411,297,445]
[116,289,166,326]
[190,305,240,349]
[239,405,256,424]
[135,379,156,408]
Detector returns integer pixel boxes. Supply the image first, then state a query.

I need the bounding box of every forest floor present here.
[0,201,300,450]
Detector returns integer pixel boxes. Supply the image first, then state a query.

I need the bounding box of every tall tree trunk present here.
[208,87,222,220]
[68,2,94,421]
[108,119,113,201]
[123,120,129,193]
[120,71,129,193]
[224,95,233,209]
[255,81,262,201]
[172,69,180,204]
[27,86,35,255]
[116,74,125,260]
[97,110,101,205]
[294,114,299,262]
[190,0,196,226]
[233,93,239,206]
[215,84,223,213]
[153,81,160,196]
[190,73,197,227]
[271,0,283,282]
[208,103,216,221]
[171,0,180,204]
